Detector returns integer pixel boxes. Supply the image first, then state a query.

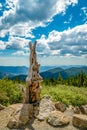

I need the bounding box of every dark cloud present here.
[16,0,57,21]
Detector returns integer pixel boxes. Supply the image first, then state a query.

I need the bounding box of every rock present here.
[68,105,74,110]
[74,106,81,114]
[0,106,15,127]
[73,114,87,129]
[47,110,69,126]
[7,104,33,129]
[7,116,22,129]
[80,105,87,114]
[0,104,6,111]
[37,96,56,121]
[33,106,39,118]
[55,101,66,112]
[64,105,74,125]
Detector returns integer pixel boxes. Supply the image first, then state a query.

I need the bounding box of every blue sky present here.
[0,0,87,66]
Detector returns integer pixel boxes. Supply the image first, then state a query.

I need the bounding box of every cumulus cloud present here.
[0,0,78,37]
[37,24,87,57]
[6,36,29,50]
[0,0,79,59]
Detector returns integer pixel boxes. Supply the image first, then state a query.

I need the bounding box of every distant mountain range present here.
[0,66,56,80]
[0,65,87,80]
[41,66,87,79]
[0,66,28,74]
[0,66,56,75]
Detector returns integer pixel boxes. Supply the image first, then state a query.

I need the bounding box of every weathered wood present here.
[23,41,43,104]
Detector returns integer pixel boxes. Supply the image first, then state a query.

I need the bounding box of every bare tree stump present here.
[24,41,43,104]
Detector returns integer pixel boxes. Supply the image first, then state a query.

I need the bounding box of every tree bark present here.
[24,41,43,104]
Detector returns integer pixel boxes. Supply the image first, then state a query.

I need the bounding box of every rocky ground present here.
[0,96,87,130]
[0,113,79,130]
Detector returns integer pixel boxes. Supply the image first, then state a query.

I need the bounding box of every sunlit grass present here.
[0,78,87,107]
[41,83,87,106]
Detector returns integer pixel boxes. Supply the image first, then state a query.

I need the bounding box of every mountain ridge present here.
[0,65,87,80]
[40,66,87,79]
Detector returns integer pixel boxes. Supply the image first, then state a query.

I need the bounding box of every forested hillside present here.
[41,66,87,79]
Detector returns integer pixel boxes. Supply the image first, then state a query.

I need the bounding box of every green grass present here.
[0,78,22,106]
[41,83,87,106]
[0,78,87,107]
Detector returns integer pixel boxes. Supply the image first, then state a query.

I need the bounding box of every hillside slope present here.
[41,66,87,79]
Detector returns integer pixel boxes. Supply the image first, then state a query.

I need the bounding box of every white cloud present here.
[63,53,74,58]
[55,0,78,15]
[12,50,28,56]
[6,36,29,50]
[0,0,78,37]
[37,24,87,57]
[0,41,6,50]
[71,0,78,6]
[0,29,9,38]
[9,23,35,38]
[51,50,61,56]
[48,31,62,42]
[36,35,51,56]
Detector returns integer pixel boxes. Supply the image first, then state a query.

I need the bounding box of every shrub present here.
[0,78,22,106]
[41,83,87,106]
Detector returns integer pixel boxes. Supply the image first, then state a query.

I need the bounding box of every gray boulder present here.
[37,96,56,121]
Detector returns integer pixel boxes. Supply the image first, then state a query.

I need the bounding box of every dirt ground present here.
[0,105,81,130]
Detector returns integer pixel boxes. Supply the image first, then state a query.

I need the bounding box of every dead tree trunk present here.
[24,41,43,104]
